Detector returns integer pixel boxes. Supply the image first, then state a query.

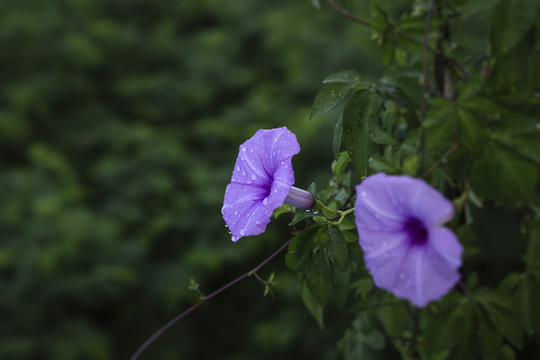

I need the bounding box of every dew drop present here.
[234,211,238,215]
[312,209,319,214]
[361,191,367,197]
[236,166,240,172]
[242,147,247,152]
[251,174,257,180]
[242,171,246,176]
[263,198,268,206]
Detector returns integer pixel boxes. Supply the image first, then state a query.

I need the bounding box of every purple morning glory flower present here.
[222,127,314,242]
[354,173,462,307]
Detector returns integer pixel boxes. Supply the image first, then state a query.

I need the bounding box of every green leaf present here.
[402,155,419,176]
[457,108,485,150]
[379,72,421,110]
[338,313,387,360]
[323,70,363,84]
[310,82,357,120]
[469,143,539,204]
[368,118,398,145]
[331,151,351,177]
[491,131,540,166]
[491,0,539,56]
[342,90,381,178]
[342,230,358,244]
[477,291,524,349]
[526,220,540,277]
[285,226,319,271]
[301,281,324,328]
[474,304,503,360]
[326,226,348,271]
[500,272,540,333]
[425,297,478,359]
[368,154,399,174]
[310,0,321,10]
[272,203,294,219]
[304,241,332,305]
[333,113,344,158]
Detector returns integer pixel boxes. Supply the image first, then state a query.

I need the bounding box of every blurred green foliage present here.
[0,0,383,359]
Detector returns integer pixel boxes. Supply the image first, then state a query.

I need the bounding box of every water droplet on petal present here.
[242,147,247,152]
[234,211,238,216]
[263,198,268,206]
[242,171,246,176]
[251,174,257,181]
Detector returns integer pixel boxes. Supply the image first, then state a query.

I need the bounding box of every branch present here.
[131,239,292,360]
[419,0,436,174]
[327,0,371,28]
[422,143,459,178]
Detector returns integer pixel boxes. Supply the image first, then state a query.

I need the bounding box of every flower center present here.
[404,217,428,245]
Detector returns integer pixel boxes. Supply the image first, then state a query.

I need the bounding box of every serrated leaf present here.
[339,313,387,360]
[323,70,363,84]
[469,143,539,204]
[301,281,324,328]
[474,305,503,360]
[477,292,524,348]
[491,131,540,166]
[343,90,381,178]
[491,0,539,56]
[310,82,356,120]
[457,108,485,150]
[333,113,343,158]
[305,243,332,305]
[285,226,318,271]
[425,298,478,358]
[326,226,348,271]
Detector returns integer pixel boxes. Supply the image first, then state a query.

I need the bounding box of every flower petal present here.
[222,183,272,241]
[222,127,300,241]
[354,173,407,231]
[382,175,455,226]
[355,173,462,307]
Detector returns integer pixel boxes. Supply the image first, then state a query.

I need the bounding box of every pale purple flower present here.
[354,173,462,307]
[222,127,313,242]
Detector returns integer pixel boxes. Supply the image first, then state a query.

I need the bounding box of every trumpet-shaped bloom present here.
[222,127,304,242]
[354,173,462,307]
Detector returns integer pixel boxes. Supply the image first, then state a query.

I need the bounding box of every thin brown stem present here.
[422,143,459,178]
[327,0,371,28]
[131,239,292,360]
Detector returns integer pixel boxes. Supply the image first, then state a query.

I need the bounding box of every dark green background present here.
[0,0,384,358]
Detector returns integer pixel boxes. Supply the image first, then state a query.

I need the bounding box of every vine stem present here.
[326,0,371,28]
[419,0,435,174]
[422,143,459,178]
[131,239,292,360]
